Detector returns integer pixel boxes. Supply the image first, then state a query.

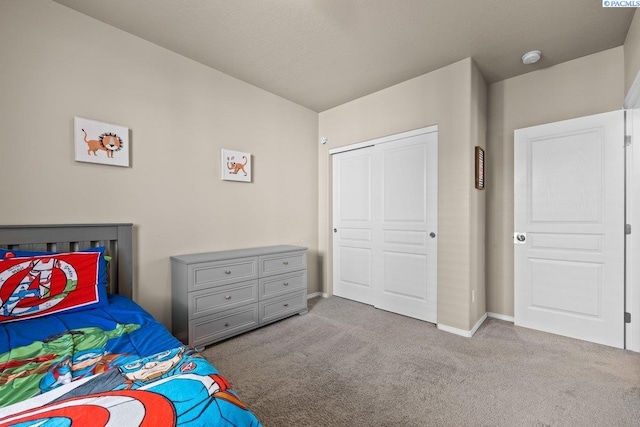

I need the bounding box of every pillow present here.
[0,249,109,323]
[0,247,108,285]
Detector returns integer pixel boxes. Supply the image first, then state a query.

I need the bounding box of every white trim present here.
[630,109,640,352]
[624,72,640,110]
[307,292,328,299]
[437,313,488,338]
[470,313,488,336]
[328,125,438,155]
[487,312,515,323]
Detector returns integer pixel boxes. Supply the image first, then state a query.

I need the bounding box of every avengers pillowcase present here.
[0,250,108,322]
[0,247,109,285]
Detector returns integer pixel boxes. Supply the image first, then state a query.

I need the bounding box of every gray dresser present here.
[171,245,308,348]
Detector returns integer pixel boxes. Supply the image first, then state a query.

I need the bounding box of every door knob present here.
[334,228,337,233]
[430,232,436,238]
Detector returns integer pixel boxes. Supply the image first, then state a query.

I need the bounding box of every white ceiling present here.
[52,0,635,112]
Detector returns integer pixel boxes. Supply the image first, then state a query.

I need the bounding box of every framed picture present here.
[221,149,252,182]
[475,146,485,190]
[74,117,130,167]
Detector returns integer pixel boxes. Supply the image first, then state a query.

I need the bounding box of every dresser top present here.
[171,245,307,264]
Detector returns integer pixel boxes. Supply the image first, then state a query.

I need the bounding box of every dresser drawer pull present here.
[283,261,288,265]
[224,322,230,327]
[283,282,289,286]
[225,295,232,300]
[283,303,289,307]
[224,270,232,275]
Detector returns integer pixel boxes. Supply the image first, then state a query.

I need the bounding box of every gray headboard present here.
[0,224,133,298]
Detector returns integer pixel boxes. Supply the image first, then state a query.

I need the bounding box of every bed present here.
[0,224,262,426]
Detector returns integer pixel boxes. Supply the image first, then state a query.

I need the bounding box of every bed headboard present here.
[0,224,133,298]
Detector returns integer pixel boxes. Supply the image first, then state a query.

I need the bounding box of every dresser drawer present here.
[189,280,258,319]
[259,290,306,324]
[188,256,258,291]
[189,303,259,347]
[259,250,306,277]
[259,270,307,300]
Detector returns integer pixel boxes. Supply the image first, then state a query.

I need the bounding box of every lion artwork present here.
[82,129,123,158]
[227,156,248,176]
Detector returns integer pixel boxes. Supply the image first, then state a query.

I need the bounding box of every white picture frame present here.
[221,148,252,182]
[74,117,130,167]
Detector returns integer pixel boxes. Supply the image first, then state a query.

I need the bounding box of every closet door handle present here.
[283,282,289,286]
[283,261,289,265]
[224,270,232,275]
[225,295,232,300]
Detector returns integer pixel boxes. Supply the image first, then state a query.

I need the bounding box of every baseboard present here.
[437,313,487,338]
[307,292,328,299]
[470,313,488,336]
[487,312,515,323]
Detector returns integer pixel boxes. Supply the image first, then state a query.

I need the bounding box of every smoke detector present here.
[522,50,541,65]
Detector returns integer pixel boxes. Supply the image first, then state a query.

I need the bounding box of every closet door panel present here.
[374,132,438,323]
[332,147,375,305]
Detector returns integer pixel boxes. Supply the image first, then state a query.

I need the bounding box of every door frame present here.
[629,109,640,352]
[329,125,438,155]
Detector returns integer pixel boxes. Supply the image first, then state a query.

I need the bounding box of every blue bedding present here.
[0,295,261,426]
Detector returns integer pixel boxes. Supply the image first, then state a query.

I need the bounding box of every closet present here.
[331,126,438,323]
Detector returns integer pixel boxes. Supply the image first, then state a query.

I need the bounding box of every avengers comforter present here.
[0,295,261,426]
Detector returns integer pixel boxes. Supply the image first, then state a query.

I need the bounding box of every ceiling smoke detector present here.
[522,50,541,65]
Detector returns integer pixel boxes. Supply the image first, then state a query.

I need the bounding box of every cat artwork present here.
[221,149,251,182]
[74,117,130,167]
[82,129,123,158]
[226,156,248,176]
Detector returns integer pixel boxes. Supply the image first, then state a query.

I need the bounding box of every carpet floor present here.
[202,297,640,426]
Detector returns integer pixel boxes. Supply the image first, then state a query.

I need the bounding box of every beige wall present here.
[624,10,640,96]
[470,61,487,326]
[486,47,625,317]
[0,0,319,328]
[319,58,485,331]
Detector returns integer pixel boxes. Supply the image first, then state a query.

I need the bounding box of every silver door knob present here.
[430,232,436,238]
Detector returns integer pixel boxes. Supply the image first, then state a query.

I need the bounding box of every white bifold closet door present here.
[333,128,438,323]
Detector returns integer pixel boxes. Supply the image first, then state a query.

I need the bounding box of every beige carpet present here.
[202,297,640,426]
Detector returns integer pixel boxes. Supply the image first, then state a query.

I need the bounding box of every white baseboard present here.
[437,313,488,338]
[307,292,328,299]
[487,312,515,323]
[470,313,488,336]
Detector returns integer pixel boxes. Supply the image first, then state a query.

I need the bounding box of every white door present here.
[514,110,625,348]
[373,132,438,322]
[333,147,375,304]
[332,127,438,323]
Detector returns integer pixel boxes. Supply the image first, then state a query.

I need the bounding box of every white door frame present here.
[329,125,438,155]
[628,109,640,352]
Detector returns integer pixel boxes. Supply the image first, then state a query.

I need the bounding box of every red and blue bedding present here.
[0,295,261,426]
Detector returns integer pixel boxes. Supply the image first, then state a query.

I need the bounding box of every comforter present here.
[0,295,261,426]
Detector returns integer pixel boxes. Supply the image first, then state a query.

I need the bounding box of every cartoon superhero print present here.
[114,347,259,426]
[0,323,140,407]
[51,347,260,426]
[0,258,76,317]
[38,348,123,393]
